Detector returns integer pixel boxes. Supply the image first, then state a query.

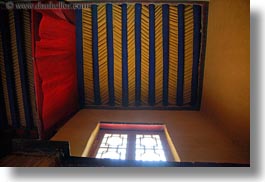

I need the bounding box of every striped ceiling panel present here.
[79,2,208,109]
[0,10,39,137]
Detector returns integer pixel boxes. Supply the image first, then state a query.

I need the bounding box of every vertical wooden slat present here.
[97,5,109,105]
[140,5,149,105]
[0,31,8,128]
[176,4,184,106]
[168,5,178,105]
[127,4,136,105]
[0,26,12,127]
[22,10,39,128]
[8,11,22,128]
[183,5,194,104]
[191,5,202,106]
[148,4,155,106]
[162,4,170,106]
[83,7,94,105]
[76,9,84,108]
[121,4,128,106]
[135,3,141,106]
[92,5,101,105]
[106,4,115,106]
[155,5,163,105]
[113,4,122,105]
[14,10,33,129]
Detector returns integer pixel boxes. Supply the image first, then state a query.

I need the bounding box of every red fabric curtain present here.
[33,9,78,138]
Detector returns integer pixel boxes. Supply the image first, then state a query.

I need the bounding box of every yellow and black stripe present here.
[127,5,136,105]
[83,7,94,105]
[0,10,39,137]
[81,3,205,109]
[183,5,194,105]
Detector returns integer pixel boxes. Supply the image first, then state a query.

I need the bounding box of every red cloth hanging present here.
[33,9,78,138]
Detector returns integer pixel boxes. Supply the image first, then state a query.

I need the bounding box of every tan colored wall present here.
[52,109,249,163]
[201,0,250,153]
[51,0,250,164]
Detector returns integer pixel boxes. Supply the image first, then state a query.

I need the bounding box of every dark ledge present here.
[1,138,249,167]
[62,157,250,167]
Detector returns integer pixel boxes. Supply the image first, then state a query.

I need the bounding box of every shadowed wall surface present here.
[201,0,249,154]
[52,109,249,164]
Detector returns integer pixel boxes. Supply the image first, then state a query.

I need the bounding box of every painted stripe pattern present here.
[113,4,123,105]
[14,10,34,129]
[155,5,163,105]
[135,4,141,106]
[106,4,115,106]
[162,4,169,106]
[97,5,109,105]
[0,27,9,128]
[140,4,150,105]
[0,10,38,131]
[83,8,94,105]
[191,5,202,106]
[183,5,194,105]
[177,4,185,106]
[0,31,12,127]
[9,11,25,128]
[168,5,178,105]
[127,5,136,105]
[76,9,84,108]
[81,3,203,108]
[22,10,40,128]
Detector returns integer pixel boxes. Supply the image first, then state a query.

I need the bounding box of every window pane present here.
[100,134,127,148]
[96,148,126,160]
[135,134,166,161]
[96,133,127,160]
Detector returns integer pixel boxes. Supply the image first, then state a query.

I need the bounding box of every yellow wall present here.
[201,0,250,153]
[52,109,249,163]
[51,0,250,164]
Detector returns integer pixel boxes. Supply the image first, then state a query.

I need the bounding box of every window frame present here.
[89,123,174,162]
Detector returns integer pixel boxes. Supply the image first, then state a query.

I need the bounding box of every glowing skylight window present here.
[96,134,127,160]
[135,134,166,161]
[92,123,173,162]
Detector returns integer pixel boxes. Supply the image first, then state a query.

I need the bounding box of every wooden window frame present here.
[89,123,174,162]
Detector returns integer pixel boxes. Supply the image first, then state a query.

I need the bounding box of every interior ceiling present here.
[0,2,208,139]
[80,3,206,109]
[0,10,38,132]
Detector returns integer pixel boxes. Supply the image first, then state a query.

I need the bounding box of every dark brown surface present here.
[0,138,69,167]
[0,152,59,167]
[0,138,249,167]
